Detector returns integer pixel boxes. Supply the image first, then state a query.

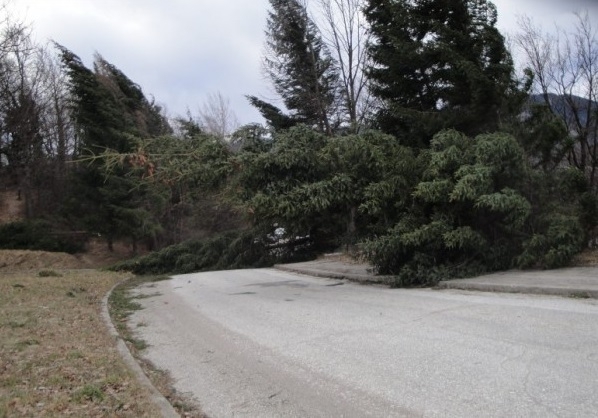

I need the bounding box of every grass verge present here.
[0,269,162,417]
[109,276,205,417]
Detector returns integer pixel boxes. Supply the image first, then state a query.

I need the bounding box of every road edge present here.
[274,263,391,284]
[101,280,179,418]
[436,280,598,298]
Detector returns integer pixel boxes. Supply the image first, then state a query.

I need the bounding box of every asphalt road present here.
[130,269,598,417]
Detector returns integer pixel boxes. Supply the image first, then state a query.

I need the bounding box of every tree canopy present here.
[364,0,517,146]
[1,2,595,283]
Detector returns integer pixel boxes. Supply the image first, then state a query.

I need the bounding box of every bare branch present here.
[314,0,373,132]
[515,10,598,188]
[198,91,240,140]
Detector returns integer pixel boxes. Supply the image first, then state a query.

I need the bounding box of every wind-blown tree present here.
[231,125,330,247]
[229,124,419,252]
[364,0,517,147]
[245,96,297,132]
[55,45,134,155]
[93,54,172,139]
[56,45,168,250]
[309,129,421,245]
[248,0,339,135]
[141,130,239,246]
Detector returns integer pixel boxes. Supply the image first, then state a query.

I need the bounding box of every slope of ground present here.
[0,250,84,271]
[0,238,143,272]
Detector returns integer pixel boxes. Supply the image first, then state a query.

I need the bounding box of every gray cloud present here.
[495,0,597,34]
[11,0,597,126]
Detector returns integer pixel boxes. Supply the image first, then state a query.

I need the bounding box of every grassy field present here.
[0,269,162,417]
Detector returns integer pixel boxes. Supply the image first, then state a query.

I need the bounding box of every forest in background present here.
[0,0,596,286]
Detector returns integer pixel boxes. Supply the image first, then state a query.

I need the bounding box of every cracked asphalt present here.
[130,268,598,417]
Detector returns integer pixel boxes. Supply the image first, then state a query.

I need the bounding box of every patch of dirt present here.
[77,238,146,269]
[0,250,84,271]
[573,248,598,267]
[0,189,25,224]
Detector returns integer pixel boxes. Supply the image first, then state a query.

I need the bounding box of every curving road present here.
[129,268,598,417]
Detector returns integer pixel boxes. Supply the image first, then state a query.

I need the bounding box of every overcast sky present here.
[10,0,598,126]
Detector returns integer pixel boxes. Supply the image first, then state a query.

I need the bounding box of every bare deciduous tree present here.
[36,45,75,185]
[516,11,598,188]
[315,0,373,132]
[0,3,79,216]
[0,16,45,217]
[198,91,239,139]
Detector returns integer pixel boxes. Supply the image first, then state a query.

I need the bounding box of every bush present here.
[362,130,586,286]
[517,214,585,269]
[0,220,85,254]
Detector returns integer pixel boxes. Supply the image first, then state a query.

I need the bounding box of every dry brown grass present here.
[573,248,598,267]
[0,269,162,417]
[0,250,83,271]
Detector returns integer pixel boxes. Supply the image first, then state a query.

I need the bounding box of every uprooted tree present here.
[363,130,586,286]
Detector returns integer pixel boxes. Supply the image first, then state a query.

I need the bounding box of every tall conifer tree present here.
[249,0,339,135]
[364,0,516,147]
[55,45,165,250]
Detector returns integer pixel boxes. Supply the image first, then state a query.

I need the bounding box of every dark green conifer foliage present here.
[364,130,585,286]
[55,45,167,250]
[54,44,134,155]
[364,0,516,146]
[245,96,298,131]
[230,125,419,252]
[93,55,172,138]
[251,0,339,134]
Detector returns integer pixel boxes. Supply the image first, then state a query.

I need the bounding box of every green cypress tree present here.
[93,55,172,138]
[54,44,133,155]
[55,45,166,250]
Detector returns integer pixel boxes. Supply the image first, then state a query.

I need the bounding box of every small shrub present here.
[73,384,105,403]
[517,214,585,269]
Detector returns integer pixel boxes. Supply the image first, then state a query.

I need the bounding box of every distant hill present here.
[528,93,597,128]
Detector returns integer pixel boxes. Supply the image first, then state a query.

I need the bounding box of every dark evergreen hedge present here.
[0,220,85,254]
